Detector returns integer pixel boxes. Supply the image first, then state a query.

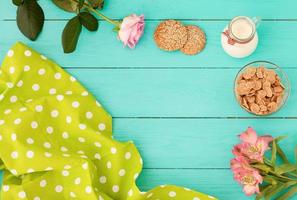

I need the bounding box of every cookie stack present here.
[154,20,206,55]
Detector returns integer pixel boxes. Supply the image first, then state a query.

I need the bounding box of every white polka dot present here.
[134,173,139,180]
[26,150,34,158]
[140,158,143,165]
[44,142,51,149]
[11,151,18,159]
[99,195,104,200]
[31,121,38,129]
[125,152,131,159]
[38,68,46,75]
[44,152,52,157]
[61,146,68,152]
[94,142,101,147]
[98,123,106,131]
[70,76,76,82]
[62,132,69,139]
[193,197,200,200]
[49,88,56,95]
[77,150,84,154]
[18,191,26,199]
[10,95,17,103]
[107,161,112,169]
[168,191,176,197]
[66,116,72,124]
[86,111,93,119]
[78,137,85,143]
[35,105,43,112]
[3,185,9,192]
[4,109,11,114]
[24,50,32,56]
[34,197,41,200]
[56,95,64,101]
[72,101,80,108]
[40,180,47,187]
[51,110,59,118]
[27,168,34,173]
[79,124,86,130]
[208,196,215,199]
[54,73,62,79]
[0,120,4,126]
[11,133,17,141]
[99,176,106,184]
[11,169,17,175]
[7,82,13,88]
[41,55,47,60]
[16,80,23,87]
[85,186,92,194]
[62,170,69,176]
[32,84,40,91]
[0,134,2,141]
[81,91,88,96]
[82,162,88,169]
[0,94,4,101]
[128,189,133,196]
[94,153,101,160]
[24,65,30,71]
[14,118,22,125]
[55,185,63,193]
[111,147,117,154]
[27,138,34,144]
[45,167,53,171]
[19,107,27,112]
[7,50,14,57]
[74,177,81,185]
[46,126,54,134]
[70,192,76,198]
[26,98,33,103]
[9,66,15,74]
[96,101,101,107]
[63,153,71,157]
[112,185,119,193]
[119,169,126,176]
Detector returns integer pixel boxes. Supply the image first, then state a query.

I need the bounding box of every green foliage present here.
[62,16,82,53]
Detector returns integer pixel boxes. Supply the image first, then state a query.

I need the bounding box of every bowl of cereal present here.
[234,61,290,115]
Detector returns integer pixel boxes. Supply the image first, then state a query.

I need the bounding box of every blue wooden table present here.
[1,1,297,199]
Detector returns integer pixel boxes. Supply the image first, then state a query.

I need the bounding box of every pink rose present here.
[118,14,145,48]
[232,127,273,162]
[231,156,263,196]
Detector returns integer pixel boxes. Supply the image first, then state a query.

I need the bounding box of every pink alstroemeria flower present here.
[232,127,273,162]
[231,156,263,196]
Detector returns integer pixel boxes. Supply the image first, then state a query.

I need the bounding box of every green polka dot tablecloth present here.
[0,42,217,200]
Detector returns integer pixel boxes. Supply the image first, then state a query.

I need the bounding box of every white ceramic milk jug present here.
[221,16,260,58]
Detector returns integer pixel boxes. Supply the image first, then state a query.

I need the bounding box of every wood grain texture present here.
[1,0,297,199]
[0,21,297,69]
[1,0,297,20]
[68,68,296,117]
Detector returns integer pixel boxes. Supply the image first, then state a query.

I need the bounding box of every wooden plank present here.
[1,0,297,20]
[66,68,295,117]
[137,169,248,200]
[113,118,297,168]
[0,21,296,69]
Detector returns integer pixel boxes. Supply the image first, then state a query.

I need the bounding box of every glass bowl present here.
[234,61,290,116]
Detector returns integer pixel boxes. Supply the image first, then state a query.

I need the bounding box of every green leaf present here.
[276,186,297,200]
[256,185,273,200]
[12,0,23,6]
[275,163,297,174]
[17,0,44,41]
[265,183,284,200]
[62,16,82,53]
[79,12,98,31]
[274,135,287,143]
[253,163,273,174]
[78,0,85,9]
[295,145,297,163]
[276,143,290,163]
[52,0,78,12]
[271,140,277,166]
[87,0,104,9]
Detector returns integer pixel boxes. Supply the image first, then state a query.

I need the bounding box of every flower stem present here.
[71,0,120,27]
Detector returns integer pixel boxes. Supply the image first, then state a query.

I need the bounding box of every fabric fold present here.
[0,42,216,200]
